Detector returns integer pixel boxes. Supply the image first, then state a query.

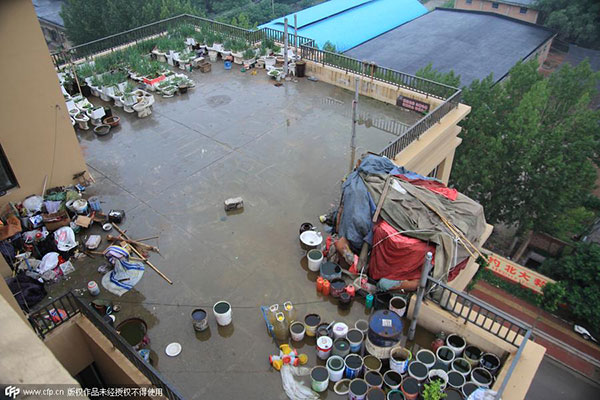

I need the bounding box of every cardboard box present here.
[42,210,71,232]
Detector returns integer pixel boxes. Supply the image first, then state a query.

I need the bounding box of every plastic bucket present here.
[464,345,483,368]
[383,370,402,391]
[327,355,345,382]
[446,334,466,357]
[345,354,363,379]
[447,371,465,390]
[347,329,364,353]
[116,318,148,350]
[304,313,321,337]
[407,361,428,382]
[366,387,386,400]
[290,321,305,341]
[389,296,407,317]
[387,390,405,400]
[427,369,448,390]
[401,377,419,400]
[355,319,369,335]
[480,352,501,374]
[311,366,329,392]
[471,367,493,388]
[415,349,436,369]
[191,308,208,332]
[87,281,100,296]
[390,347,412,374]
[436,346,456,366]
[365,370,383,389]
[363,355,382,374]
[307,249,323,272]
[462,382,478,398]
[451,358,472,377]
[317,336,333,360]
[213,301,232,326]
[72,199,88,214]
[332,322,349,339]
[332,338,350,358]
[349,378,368,400]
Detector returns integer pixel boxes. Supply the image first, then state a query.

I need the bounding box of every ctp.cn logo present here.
[4,386,20,399]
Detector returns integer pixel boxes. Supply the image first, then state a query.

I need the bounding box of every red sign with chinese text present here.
[484,250,555,294]
[396,96,430,113]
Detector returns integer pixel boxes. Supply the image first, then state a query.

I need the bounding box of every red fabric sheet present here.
[396,175,458,201]
[369,220,464,282]
[369,220,435,281]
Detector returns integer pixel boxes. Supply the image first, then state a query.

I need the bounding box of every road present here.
[528,356,599,400]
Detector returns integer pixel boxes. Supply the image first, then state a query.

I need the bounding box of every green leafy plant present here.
[243,48,255,60]
[423,381,446,400]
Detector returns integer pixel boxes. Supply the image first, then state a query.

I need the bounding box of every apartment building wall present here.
[455,0,539,24]
[0,0,87,205]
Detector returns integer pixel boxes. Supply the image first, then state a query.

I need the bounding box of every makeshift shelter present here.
[336,155,487,282]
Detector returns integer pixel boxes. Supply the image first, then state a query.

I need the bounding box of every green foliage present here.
[540,281,567,312]
[416,63,461,88]
[423,381,447,400]
[470,267,542,306]
[448,60,600,235]
[442,0,455,8]
[322,41,338,53]
[540,243,600,328]
[535,0,600,47]
[243,48,256,59]
[545,206,596,243]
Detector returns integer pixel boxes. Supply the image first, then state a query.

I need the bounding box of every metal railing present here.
[28,292,185,400]
[52,14,315,67]
[299,46,458,100]
[380,90,461,158]
[422,276,532,400]
[50,14,460,160]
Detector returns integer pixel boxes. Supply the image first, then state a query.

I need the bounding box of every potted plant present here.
[243,48,256,66]
[423,381,447,400]
[74,112,90,130]
[221,39,232,58]
[90,75,102,97]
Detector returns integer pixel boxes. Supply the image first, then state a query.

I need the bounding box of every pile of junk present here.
[0,172,150,314]
[299,154,488,307]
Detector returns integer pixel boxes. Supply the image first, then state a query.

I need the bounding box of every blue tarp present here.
[259,0,427,52]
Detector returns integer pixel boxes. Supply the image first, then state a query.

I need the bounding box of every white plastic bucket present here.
[347,329,364,353]
[446,334,466,357]
[349,378,368,400]
[307,249,323,272]
[317,336,333,360]
[436,346,456,366]
[389,296,407,317]
[213,301,232,326]
[311,366,329,392]
[389,347,411,374]
[327,355,345,382]
[290,321,305,341]
[332,322,349,339]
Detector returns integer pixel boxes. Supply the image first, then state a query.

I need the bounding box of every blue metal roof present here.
[259,0,427,52]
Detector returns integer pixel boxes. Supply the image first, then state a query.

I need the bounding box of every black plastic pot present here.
[296,60,306,77]
[80,83,92,97]
[104,107,112,118]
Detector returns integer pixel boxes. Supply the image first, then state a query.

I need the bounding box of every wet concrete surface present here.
[48,63,423,399]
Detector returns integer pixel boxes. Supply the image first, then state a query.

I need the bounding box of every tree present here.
[61,0,202,45]
[540,243,600,329]
[450,60,600,238]
[535,0,600,48]
[416,63,461,88]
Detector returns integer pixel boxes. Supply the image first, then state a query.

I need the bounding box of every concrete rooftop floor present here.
[49,63,422,399]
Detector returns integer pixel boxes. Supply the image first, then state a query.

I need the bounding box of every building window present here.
[466,0,472,3]
[520,7,527,14]
[0,145,18,193]
[492,2,499,8]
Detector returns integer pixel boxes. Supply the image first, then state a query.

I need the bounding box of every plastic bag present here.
[468,389,499,400]
[44,200,62,214]
[38,252,59,274]
[54,227,77,251]
[59,261,75,275]
[280,365,319,400]
[23,196,43,215]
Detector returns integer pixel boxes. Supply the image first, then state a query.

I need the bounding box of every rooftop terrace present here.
[47,62,424,398]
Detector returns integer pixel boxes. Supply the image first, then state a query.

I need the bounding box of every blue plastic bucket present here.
[345,354,363,379]
[224,60,232,70]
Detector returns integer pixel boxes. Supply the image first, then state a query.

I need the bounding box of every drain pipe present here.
[294,14,298,59]
[408,252,433,341]
[283,18,289,77]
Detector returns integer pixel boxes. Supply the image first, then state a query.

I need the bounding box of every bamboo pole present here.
[111,223,173,285]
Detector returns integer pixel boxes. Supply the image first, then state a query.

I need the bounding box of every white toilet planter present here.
[232,52,243,65]
[264,56,276,68]
[74,113,90,130]
[132,90,155,118]
[87,107,106,126]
